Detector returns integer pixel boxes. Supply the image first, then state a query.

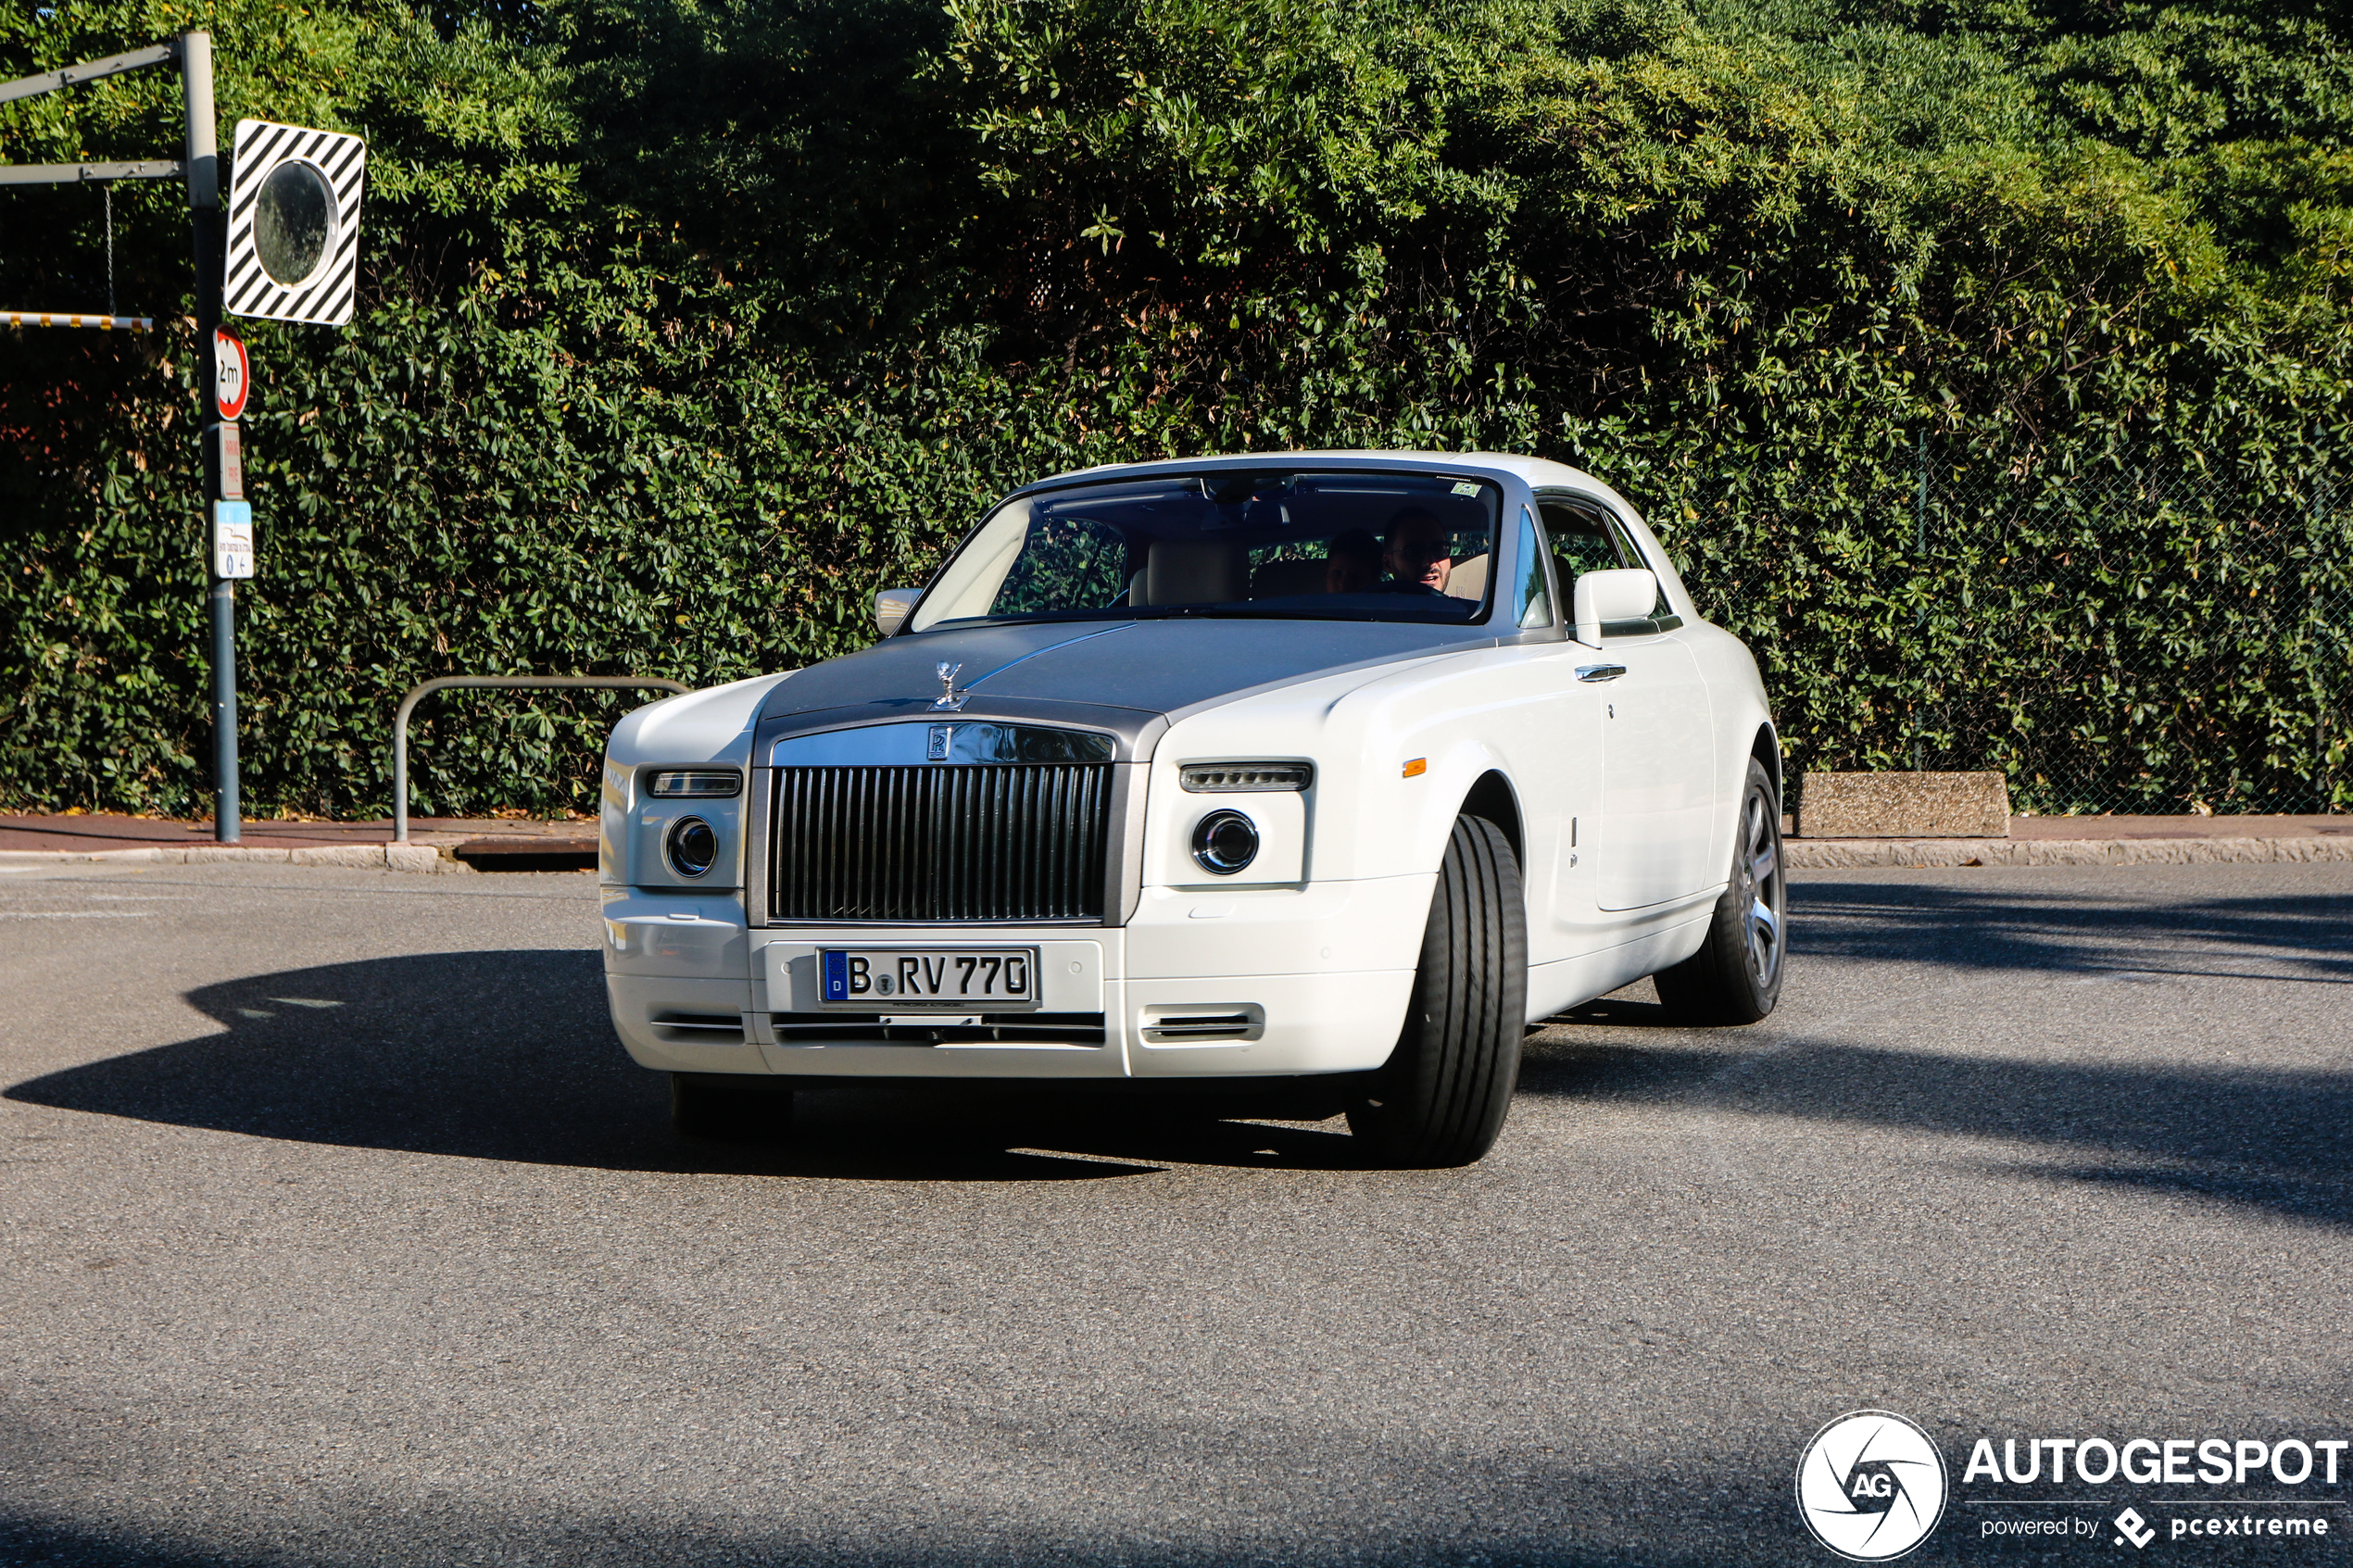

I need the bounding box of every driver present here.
[1382,508,1453,595]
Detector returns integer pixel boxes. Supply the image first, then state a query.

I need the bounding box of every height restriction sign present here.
[212,328,248,420]
[224,119,367,325]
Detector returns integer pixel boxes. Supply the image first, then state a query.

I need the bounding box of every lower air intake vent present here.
[650,1011,747,1045]
[771,1011,1106,1046]
[1139,1004,1265,1044]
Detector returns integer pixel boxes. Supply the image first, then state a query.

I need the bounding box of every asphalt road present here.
[1,859,2348,1566]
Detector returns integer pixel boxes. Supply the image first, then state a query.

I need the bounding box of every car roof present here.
[1023,450,1637,519]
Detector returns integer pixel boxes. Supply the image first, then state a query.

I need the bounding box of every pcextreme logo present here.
[1797,1411,1950,1562]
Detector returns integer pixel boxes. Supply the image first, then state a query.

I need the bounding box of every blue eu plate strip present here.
[822,949,849,1003]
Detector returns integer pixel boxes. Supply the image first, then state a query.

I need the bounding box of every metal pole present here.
[181,31,236,843]
[1914,428,1927,773]
[390,676,692,842]
[2314,428,2333,808]
[0,43,182,105]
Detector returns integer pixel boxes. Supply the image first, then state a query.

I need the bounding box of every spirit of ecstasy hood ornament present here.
[932,661,969,711]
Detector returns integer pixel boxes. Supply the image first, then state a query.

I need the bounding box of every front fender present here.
[1400,741,1517,883]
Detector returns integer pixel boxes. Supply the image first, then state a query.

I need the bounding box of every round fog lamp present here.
[1191,809,1260,876]
[666,816,719,878]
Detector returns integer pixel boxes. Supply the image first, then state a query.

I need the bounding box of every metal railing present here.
[393,676,691,843]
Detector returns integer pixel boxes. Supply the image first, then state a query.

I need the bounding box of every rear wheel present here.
[1348,815,1527,1168]
[670,1073,794,1141]
[1653,758,1786,1024]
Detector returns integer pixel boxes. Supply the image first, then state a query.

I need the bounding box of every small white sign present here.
[212,500,255,580]
[215,422,245,499]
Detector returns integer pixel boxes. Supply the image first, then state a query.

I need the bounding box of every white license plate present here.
[819,947,1039,1010]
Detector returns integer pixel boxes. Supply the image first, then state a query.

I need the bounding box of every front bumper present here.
[601,874,1434,1080]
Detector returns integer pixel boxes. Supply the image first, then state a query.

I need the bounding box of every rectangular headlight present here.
[647,769,741,798]
[1179,761,1313,793]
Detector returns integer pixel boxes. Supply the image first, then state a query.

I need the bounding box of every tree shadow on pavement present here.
[2,949,1357,1180]
[1524,1034,2353,1225]
[1521,877,2353,1227]
[1786,877,2353,985]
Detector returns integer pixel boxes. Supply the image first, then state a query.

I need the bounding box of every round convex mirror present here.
[254,160,336,287]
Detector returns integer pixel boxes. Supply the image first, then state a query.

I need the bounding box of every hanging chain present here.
[105,183,117,320]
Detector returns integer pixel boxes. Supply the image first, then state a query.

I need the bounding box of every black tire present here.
[1347,814,1527,1168]
[670,1073,794,1141]
[1653,758,1787,1025]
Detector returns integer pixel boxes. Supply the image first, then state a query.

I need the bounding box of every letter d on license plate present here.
[820,947,1039,1009]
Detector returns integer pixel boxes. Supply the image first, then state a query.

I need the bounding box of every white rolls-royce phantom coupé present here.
[599,452,1785,1166]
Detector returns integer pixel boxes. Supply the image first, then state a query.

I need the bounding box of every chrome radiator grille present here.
[767,764,1111,922]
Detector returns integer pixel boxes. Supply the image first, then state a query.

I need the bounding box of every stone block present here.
[384,845,444,874]
[1799,771,2010,838]
[185,846,293,863]
[290,845,391,867]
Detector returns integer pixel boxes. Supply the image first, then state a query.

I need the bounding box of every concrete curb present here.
[1785,836,2353,869]
[0,844,470,872]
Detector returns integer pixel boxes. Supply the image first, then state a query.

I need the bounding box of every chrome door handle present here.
[1575,663,1627,684]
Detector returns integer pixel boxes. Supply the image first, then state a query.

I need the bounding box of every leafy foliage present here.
[4,0,2349,817]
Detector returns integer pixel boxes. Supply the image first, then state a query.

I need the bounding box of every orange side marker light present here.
[1402,759,1427,778]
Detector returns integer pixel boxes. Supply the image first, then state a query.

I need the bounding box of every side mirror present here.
[874,587,919,636]
[1571,568,1658,646]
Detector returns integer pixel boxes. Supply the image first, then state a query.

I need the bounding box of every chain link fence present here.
[1681,441,2353,818]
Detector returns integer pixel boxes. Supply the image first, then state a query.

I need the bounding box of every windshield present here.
[908,470,1503,632]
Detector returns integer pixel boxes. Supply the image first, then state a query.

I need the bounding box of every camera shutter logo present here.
[1796,1411,1948,1561]
[224,119,367,326]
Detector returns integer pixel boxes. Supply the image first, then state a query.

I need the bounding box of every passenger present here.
[1324,530,1382,594]
[1382,508,1453,595]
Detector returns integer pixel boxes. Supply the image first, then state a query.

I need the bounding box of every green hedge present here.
[6,0,2349,818]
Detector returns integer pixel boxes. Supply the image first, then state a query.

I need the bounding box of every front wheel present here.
[1347,814,1527,1168]
[1653,758,1786,1024]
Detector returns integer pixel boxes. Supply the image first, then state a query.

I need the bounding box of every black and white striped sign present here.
[225,119,365,327]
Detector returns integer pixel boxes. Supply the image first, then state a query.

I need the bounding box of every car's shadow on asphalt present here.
[8,875,2352,1201]
[2,948,1363,1180]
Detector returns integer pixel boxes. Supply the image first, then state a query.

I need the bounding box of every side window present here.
[1600,516,1672,618]
[1541,501,1624,583]
[1541,498,1671,622]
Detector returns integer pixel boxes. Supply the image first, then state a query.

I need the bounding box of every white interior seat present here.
[1445,553,1490,600]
